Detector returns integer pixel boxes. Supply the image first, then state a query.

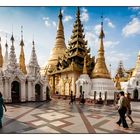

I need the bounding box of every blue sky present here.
[0,6,140,76]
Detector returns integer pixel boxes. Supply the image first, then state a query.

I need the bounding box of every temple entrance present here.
[35,84,41,101]
[46,86,51,101]
[11,81,20,103]
[133,88,139,100]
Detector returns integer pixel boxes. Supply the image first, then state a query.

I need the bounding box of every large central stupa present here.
[47,9,67,73]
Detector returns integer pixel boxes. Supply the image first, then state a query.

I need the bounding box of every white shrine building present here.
[0,30,50,103]
[121,51,140,100]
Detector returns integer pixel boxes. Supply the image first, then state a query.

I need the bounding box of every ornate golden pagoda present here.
[19,26,27,74]
[55,7,94,74]
[132,51,140,77]
[92,17,110,79]
[0,37,3,68]
[47,7,95,96]
[47,9,66,73]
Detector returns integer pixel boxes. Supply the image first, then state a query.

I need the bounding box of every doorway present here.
[11,81,20,103]
[80,85,82,95]
[35,84,41,101]
[46,86,51,101]
[133,88,139,100]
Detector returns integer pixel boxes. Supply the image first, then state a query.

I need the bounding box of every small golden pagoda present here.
[19,26,27,74]
[92,17,110,79]
[47,9,66,73]
[114,61,130,90]
[47,7,95,95]
[0,37,3,68]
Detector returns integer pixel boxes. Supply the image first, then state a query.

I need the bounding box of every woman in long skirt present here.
[0,92,7,128]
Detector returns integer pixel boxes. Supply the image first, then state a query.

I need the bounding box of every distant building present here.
[121,51,140,100]
[114,61,130,91]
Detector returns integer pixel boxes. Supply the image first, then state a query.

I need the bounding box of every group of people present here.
[0,90,135,130]
[69,91,85,105]
[116,91,134,129]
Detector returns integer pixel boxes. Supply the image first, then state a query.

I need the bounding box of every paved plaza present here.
[0,99,140,134]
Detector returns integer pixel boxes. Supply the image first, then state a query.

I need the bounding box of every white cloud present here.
[45,21,51,27]
[86,29,119,50]
[104,41,120,48]
[81,7,89,22]
[63,15,73,22]
[61,9,64,14]
[52,21,56,27]
[85,31,98,48]
[108,22,115,28]
[128,7,140,11]
[105,18,115,28]
[122,17,140,37]
[94,24,101,35]
[43,17,56,27]
[106,51,130,64]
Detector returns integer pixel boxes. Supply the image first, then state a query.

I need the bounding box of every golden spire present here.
[92,16,111,79]
[132,51,140,77]
[83,56,87,74]
[19,26,27,74]
[47,8,66,73]
[0,37,3,68]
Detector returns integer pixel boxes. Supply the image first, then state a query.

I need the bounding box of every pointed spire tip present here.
[58,8,63,18]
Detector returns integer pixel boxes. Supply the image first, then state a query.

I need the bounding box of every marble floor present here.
[0,99,140,134]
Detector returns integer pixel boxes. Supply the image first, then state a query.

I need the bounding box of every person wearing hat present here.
[125,93,134,125]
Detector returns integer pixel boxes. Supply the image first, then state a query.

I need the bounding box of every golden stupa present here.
[92,19,111,79]
[47,9,66,73]
[19,26,27,74]
[132,51,140,77]
[0,37,3,68]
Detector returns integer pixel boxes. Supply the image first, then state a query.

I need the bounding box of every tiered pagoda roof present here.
[51,7,94,75]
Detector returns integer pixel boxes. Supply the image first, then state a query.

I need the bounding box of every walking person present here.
[125,93,134,125]
[79,91,82,104]
[116,91,129,129]
[0,92,7,128]
[69,91,74,105]
[81,91,85,105]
